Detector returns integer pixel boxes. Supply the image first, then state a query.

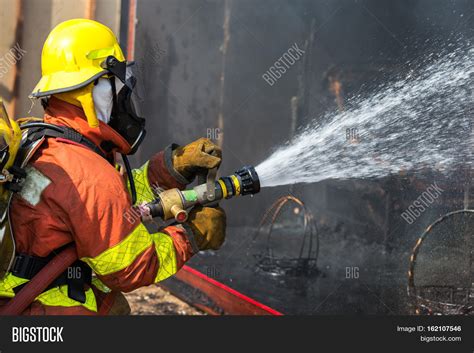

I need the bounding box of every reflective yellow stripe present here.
[231,175,241,196]
[82,222,178,282]
[218,179,228,198]
[86,47,115,60]
[0,273,28,297]
[151,232,178,282]
[36,286,97,312]
[0,229,178,309]
[82,223,153,276]
[129,161,155,205]
[0,273,97,312]
[91,277,111,293]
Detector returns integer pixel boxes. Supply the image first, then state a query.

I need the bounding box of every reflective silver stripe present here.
[19,166,51,206]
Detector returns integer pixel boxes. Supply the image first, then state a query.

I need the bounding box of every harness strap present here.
[11,252,92,304]
[26,125,106,159]
[0,246,78,315]
[3,123,102,306]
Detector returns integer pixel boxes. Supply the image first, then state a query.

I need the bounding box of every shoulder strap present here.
[22,122,106,159]
[4,123,107,193]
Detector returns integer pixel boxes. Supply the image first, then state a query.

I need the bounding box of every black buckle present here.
[4,165,27,193]
[11,254,41,279]
[9,165,26,179]
[11,254,24,274]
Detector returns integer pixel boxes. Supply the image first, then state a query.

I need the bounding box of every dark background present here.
[132,0,474,314]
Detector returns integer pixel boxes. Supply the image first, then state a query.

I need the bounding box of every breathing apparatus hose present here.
[19,122,66,133]
[121,154,137,205]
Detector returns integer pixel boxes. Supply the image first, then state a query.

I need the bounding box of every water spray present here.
[255,46,474,188]
[145,45,474,220]
[143,165,260,222]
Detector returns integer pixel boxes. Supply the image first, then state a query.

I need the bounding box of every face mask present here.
[100,56,146,155]
[92,78,124,124]
[108,76,146,154]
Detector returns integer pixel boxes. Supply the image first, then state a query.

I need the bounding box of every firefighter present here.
[0,19,226,315]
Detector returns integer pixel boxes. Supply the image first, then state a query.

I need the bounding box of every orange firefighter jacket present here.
[0,97,196,314]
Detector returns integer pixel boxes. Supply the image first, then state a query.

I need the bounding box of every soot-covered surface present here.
[135,0,474,314]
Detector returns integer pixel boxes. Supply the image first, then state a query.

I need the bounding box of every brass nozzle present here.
[170,204,188,222]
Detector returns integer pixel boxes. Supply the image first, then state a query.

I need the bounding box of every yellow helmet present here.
[30,19,126,127]
[0,98,21,173]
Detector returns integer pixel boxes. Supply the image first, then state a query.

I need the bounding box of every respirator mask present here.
[97,56,146,155]
[93,56,146,205]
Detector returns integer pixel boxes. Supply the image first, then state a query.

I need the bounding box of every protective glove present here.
[172,138,222,182]
[187,206,226,251]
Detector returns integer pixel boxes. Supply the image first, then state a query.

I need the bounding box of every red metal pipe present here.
[126,0,137,61]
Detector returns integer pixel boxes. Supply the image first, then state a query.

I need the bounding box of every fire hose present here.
[0,245,77,315]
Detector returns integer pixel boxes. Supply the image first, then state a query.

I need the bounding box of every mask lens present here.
[109,82,146,154]
[125,65,137,89]
[104,58,146,154]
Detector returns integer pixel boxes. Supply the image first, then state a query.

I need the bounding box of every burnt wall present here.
[135,0,474,314]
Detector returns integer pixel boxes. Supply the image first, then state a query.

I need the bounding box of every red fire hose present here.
[0,245,78,315]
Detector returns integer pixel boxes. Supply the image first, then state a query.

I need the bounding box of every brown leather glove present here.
[187,206,226,251]
[172,138,222,182]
